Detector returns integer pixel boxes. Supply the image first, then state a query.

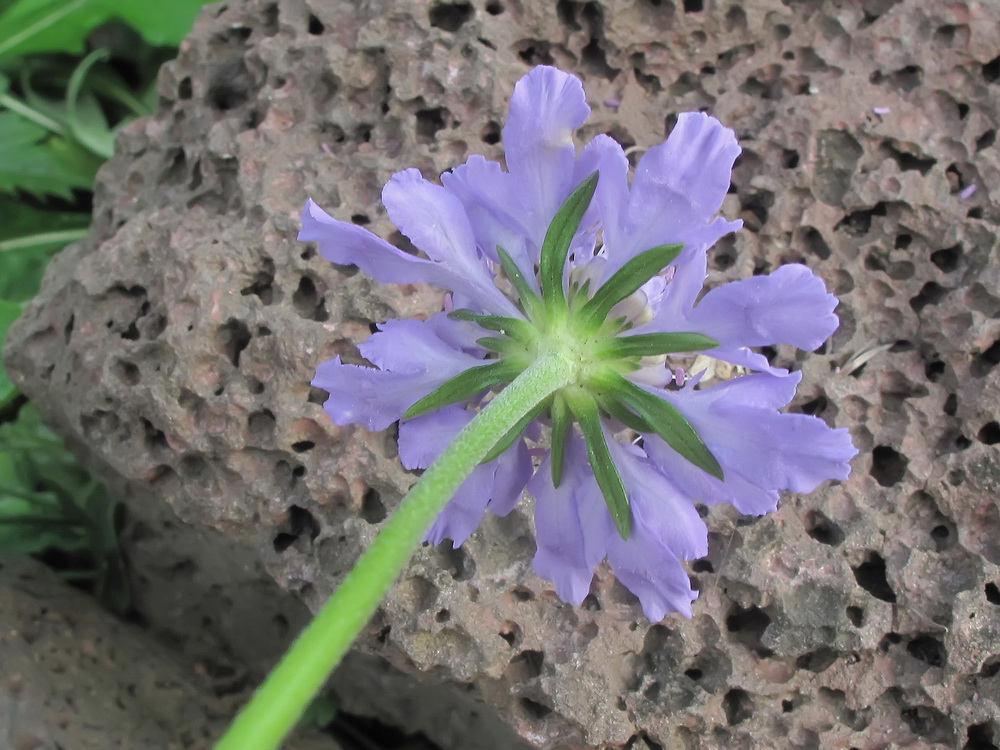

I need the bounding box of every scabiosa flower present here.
[301,67,857,621]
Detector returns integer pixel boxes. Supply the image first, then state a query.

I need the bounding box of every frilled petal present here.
[529,434,612,604]
[606,437,708,560]
[487,438,533,517]
[603,112,742,274]
[684,264,839,351]
[441,156,536,284]
[606,525,700,620]
[359,318,483,374]
[425,462,496,547]
[655,375,858,497]
[312,357,437,431]
[398,405,472,471]
[382,169,521,317]
[299,200,443,285]
[503,66,591,247]
[314,319,484,431]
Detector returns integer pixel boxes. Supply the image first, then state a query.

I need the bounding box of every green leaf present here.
[580,243,684,328]
[594,332,720,360]
[403,359,524,420]
[448,309,536,344]
[496,245,542,320]
[0,0,213,61]
[476,337,523,356]
[593,393,654,433]
[565,392,631,539]
[66,48,115,158]
[594,371,723,480]
[0,297,22,408]
[538,171,598,310]
[549,393,570,487]
[479,397,548,465]
[0,111,101,198]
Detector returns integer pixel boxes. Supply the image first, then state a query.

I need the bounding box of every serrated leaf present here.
[0,0,214,61]
[66,48,115,158]
[594,371,723,480]
[539,171,598,309]
[566,392,631,539]
[549,393,570,487]
[403,359,524,419]
[0,112,101,198]
[496,245,542,320]
[594,332,720,360]
[448,309,536,344]
[581,243,684,329]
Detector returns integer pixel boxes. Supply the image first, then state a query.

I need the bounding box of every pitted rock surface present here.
[6,0,1000,747]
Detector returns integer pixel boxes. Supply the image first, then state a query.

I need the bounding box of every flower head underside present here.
[302,66,858,620]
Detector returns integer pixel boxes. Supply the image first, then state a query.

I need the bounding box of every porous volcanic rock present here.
[6,0,1000,747]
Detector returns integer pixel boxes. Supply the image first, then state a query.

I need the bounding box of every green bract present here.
[403,172,722,540]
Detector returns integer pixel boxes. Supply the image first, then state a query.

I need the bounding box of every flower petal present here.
[684,264,840,350]
[382,169,521,317]
[606,525,700,620]
[605,112,742,272]
[607,437,708,560]
[425,462,495,547]
[299,199,443,285]
[529,434,612,604]
[503,66,591,247]
[487,438,533,517]
[398,405,472,471]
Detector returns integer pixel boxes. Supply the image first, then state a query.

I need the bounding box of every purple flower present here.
[302,67,857,621]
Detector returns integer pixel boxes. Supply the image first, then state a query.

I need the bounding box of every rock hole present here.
[907,635,946,667]
[207,66,251,111]
[870,445,907,486]
[795,647,838,673]
[485,1,503,14]
[360,487,387,523]
[272,505,320,553]
[178,454,209,482]
[415,107,448,143]
[976,129,996,152]
[376,625,391,644]
[293,277,328,321]
[881,141,936,175]
[900,704,954,743]
[972,338,1000,377]
[965,722,999,750]
[429,2,474,32]
[112,360,140,386]
[515,40,555,66]
[692,559,714,573]
[291,440,314,453]
[925,359,945,382]
[931,523,953,551]
[983,55,1000,83]
[846,605,864,627]
[834,202,886,236]
[435,608,450,623]
[240,258,275,304]
[799,227,831,260]
[722,688,753,725]
[508,649,544,680]
[350,213,369,225]
[582,593,602,610]
[852,551,896,602]
[805,510,845,545]
[519,697,552,720]
[509,585,535,602]
[982,656,1000,677]
[726,604,772,655]
[248,410,275,443]
[307,13,323,34]
[436,543,476,581]
[216,319,251,367]
[944,393,958,415]
[498,620,522,647]
[683,0,703,10]
[910,281,948,313]
[930,244,962,272]
[985,582,1000,605]
[480,120,500,144]
[178,77,192,99]
[781,148,799,168]
[977,422,1000,445]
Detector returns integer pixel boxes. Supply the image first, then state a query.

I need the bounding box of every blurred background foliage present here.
[0,0,212,612]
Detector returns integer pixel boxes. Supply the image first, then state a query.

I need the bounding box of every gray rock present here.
[5,0,1000,747]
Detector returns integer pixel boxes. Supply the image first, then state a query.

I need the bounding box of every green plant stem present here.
[215,351,575,750]
[0,228,88,253]
[0,92,65,134]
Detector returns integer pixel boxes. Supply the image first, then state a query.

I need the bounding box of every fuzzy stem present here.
[215,352,573,750]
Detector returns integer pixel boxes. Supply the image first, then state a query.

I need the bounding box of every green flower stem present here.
[215,351,575,750]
